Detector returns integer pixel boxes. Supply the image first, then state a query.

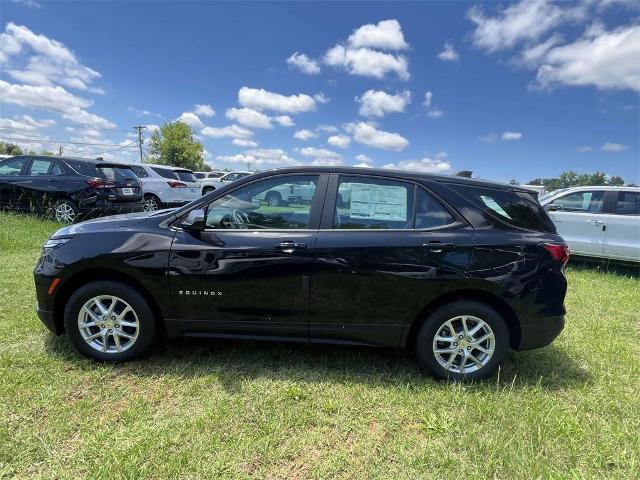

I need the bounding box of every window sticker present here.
[480,195,512,219]
[582,192,592,210]
[349,183,407,221]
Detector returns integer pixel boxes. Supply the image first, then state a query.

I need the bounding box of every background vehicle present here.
[541,186,640,263]
[35,167,569,380]
[0,155,143,222]
[198,171,253,195]
[194,171,224,180]
[126,163,201,211]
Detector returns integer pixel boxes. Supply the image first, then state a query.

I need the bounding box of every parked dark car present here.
[0,155,144,223]
[34,167,569,379]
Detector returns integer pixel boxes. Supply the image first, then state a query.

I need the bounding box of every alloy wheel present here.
[432,315,495,374]
[143,197,159,212]
[77,295,140,354]
[55,202,76,223]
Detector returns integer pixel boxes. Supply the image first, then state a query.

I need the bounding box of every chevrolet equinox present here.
[34,167,569,379]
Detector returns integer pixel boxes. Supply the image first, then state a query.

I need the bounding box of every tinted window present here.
[97,166,137,182]
[450,184,556,233]
[205,175,319,229]
[175,170,196,183]
[194,172,206,179]
[334,177,414,230]
[130,165,149,178]
[415,188,455,229]
[615,192,640,215]
[64,160,98,177]
[209,172,223,178]
[28,158,63,176]
[151,167,177,179]
[550,191,604,213]
[0,158,27,176]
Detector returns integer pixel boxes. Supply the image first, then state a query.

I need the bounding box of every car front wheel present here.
[415,300,509,380]
[63,281,157,362]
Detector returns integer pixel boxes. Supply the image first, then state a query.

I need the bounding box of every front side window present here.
[204,175,319,229]
[550,191,604,213]
[130,166,149,178]
[0,158,27,176]
[615,192,640,215]
[334,177,415,229]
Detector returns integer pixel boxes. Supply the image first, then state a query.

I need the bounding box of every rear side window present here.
[130,165,149,178]
[415,188,455,229]
[0,157,28,175]
[175,170,197,183]
[334,177,415,229]
[549,190,604,213]
[615,192,640,215]
[194,172,206,179]
[449,183,556,233]
[151,167,178,180]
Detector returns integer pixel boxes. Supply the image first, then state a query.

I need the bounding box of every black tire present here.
[143,194,162,212]
[63,281,157,362]
[415,301,509,381]
[202,186,216,195]
[266,192,283,207]
[52,198,80,223]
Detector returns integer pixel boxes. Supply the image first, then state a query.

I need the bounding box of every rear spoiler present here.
[96,163,133,169]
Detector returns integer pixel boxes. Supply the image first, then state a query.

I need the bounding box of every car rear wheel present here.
[53,199,79,223]
[64,281,157,362]
[415,301,509,380]
[143,194,161,212]
[266,192,283,207]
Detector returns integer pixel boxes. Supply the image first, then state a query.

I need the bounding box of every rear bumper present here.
[514,315,565,351]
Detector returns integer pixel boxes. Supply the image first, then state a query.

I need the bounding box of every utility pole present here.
[58,146,63,156]
[133,125,146,163]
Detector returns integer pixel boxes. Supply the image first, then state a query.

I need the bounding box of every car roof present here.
[124,162,194,172]
[251,166,537,192]
[545,185,639,193]
[5,154,134,169]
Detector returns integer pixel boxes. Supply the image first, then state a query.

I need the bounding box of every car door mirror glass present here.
[182,209,206,231]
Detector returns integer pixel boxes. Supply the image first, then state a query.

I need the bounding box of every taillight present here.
[544,243,570,266]
[167,180,187,188]
[86,178,116,189]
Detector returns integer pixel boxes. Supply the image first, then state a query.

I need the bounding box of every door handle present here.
[587,219,603,225]
[277,241,307,253]
[422,241,455,253]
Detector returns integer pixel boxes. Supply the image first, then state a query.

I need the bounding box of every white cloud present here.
[324,45,410,80]
[345,122,409,151]
[423,91,433,108]
[293,129,317,141]
[127,105,162,118]
[383,157,452,173]
[479,132,498,142]
[317,124,338,133]
[0,114,55,131]
[238,87,316,113]
[357,89,412,117]
[0,80,115,128]
[310,158,344,166]
[286,52,321,74]
[355,154,371,163]
[194,104,215,117]
[427,108,443,118]
[501,131,523,140]
[423,91,443,118]
[177,112,204,129]
[314,92,330,104]
[347,19,409,50]
[438,43,460,61]
[201,124,254,139]
[534,24,640,92]
[327,135,351,149]
[144,124,160,133]
[217,148,300,168]
[298,146,342,160]
[232,138,258,147]
[576,146,593,152]
[226,107,273,129]
[354,162,373,168]
[601,142,628,152]
[274,115,294,127]
[466,0,573,52]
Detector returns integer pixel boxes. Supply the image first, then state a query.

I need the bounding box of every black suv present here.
[34,167,569,379]
[0,155,143,222]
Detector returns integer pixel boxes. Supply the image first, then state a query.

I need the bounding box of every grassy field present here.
[1,212,639,479]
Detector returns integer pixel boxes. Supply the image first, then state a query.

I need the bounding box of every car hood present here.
[52,209,176,237]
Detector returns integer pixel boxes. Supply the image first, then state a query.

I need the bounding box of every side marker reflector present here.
[48,278,61,295]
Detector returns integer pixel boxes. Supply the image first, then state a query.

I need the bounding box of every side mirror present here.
[544,203,559,212]
[182,208,206,231]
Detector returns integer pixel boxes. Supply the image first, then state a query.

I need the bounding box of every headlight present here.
[42,237,72,253]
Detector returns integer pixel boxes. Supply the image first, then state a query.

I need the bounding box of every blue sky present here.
[1,0,638,184]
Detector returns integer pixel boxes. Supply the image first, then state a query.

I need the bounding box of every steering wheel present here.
[219,209,250,229]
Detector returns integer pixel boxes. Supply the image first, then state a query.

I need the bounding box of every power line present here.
[0,133,138,147]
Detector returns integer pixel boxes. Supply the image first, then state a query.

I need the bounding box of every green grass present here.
[1,212,639,479]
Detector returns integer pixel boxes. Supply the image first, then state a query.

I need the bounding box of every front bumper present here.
[515,315,565,351]
[36,306,61,335]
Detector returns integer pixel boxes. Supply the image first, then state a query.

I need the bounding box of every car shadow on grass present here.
[568,256,639,278]
[45,334,590,392]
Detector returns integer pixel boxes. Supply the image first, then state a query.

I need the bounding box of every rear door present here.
[0,156,30,209]
[602,191,640,262]
[168,173,328,340]
[546,190,606,257]
[309,174,473,347]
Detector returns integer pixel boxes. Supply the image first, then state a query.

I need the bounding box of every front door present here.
[168,173,327,340]
[309,175,473,347]
[547,190,606,257]
[0,156,30,210]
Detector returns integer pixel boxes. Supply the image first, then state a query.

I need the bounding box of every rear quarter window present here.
[151,167,178,180]
[175,170,197,183]
[448,183,556,233]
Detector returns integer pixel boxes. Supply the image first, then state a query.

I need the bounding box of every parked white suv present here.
[198,171,253,195]
[540,186,640,263]
[127,163,201,211]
